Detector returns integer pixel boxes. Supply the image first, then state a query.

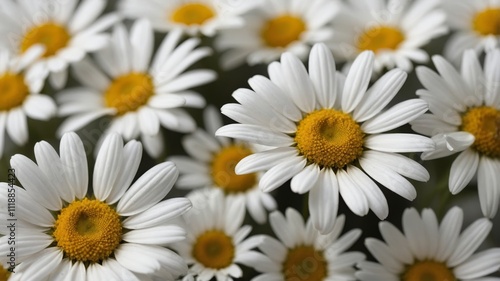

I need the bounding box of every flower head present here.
[328,0,447,73]
[0,0,119,88]
[217,43,434,234]
[216,0,339,68]
[57,19,216,157]
[0,133,191,280]
[411,49,500,218]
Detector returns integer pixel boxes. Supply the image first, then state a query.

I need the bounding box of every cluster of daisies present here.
[0,0,499,280]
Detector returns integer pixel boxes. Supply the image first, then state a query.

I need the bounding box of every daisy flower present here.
[216,43,434,234]
[57,19,216,158]
[0,48,56,158]
[215,0,339,69]
[357,207,500,281]
[327,0,448,73]
[443,0,500,64]
[170,106,277,224]
[119,0,256,36]
[410,49,500,218]
[0,132,191,280]
[0,0,118,89]
[248,208,364,281]
[173,189,262,281]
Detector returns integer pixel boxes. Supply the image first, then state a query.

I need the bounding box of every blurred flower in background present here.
[0,0,119,88]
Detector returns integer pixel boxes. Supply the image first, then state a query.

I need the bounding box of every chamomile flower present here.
[0,133,191,280]
[0,0,118,89]
[248,208,364,281]
[217,44,434,234]
[57,19,216,157]
[170,106,277,224]
[410,49,500,218]
[443,0,500,64]
[0,48,56,159]
[327,0,448,73]
[215,0,339,69]
[119,0,256,36]
[173,189,262,281]
[357,207,500,281]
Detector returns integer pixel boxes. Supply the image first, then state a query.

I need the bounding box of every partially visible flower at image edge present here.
[0,48,56,159]
[0,0,119,89]
[411,49,500,218]
[357,207,500,281]
[0,132,191,280]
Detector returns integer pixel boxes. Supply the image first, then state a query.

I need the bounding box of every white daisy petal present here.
[449,149,479,195]
[309,43,337,108]
[114,243,161,274]
[6,108,28,146]
[435,206,463,262]
[453,249,500,280]
[365,133,435,153]
[290,164,319,194]
[342,51,374,113]
[23,95,56,121]
[281,52,316,112]
[235,147,298,174]
[484,49,500,107]
[365,238,404,274]
[124,198,192,229]
[117,162,178,216]
[60,132,88,199]
[93,134,124,201]
[130,19,154,72]
[447,218,492,267]
[259,157,307,192]
[68,0,106,33]
[107,140,143,204]
[123,225,186,246]
[337,168,369,217]
[354,69,407,122]
[477,157,500,218]
[216,124,294,147]
[361,99,428,134]
[309,169,339,234]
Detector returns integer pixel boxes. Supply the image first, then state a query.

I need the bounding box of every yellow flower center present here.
[261,15,306,48]
[403,261,456,281]
[283,245,327,281]
[211,145,257,193]
[0,264,11,281]
[461,106,500,158]
[357,26,405,53]
[0,72,29,111]
[295,109,365,169]
[473,8,500,36]
[20,22,70,58]
[104,72,155,116]
[171,3,215,25]
[53,198,122,263]
[192,230,234,269]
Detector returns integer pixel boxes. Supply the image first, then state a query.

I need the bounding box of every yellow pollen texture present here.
[0,264,11,281]
[473,8,500,36]
[261,15,306,48]
[104,72,155,115]
[283,245,327,281]
[53,198,122,263]
[403,260,456,281]
[20,22,70,57]
[192,230,235,269]
[295,109,365,169]
[462,106,500,158]
[171,3,215,25]
[211,145,257,193]
[357,26,405,53]
[0,72,29,111]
